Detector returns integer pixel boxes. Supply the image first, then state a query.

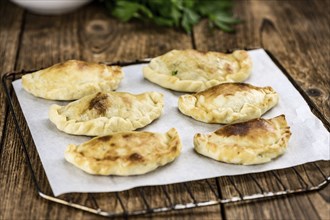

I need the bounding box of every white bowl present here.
[11,0,93,15]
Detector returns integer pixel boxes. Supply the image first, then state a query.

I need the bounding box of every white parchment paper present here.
[13,49,329,196]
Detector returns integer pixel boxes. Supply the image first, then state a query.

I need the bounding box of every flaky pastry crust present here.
[143,49,252,92]
[49,91,164,136]
[22,60,124,100]
[65,128,182,175]
[194,115,291,165]
[178,83,279,124]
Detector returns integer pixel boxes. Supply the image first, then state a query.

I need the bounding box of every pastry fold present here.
[143,49,252,92]
[194,115,291,165]
[49,91,164,136]
[178,83,279,124]
[65,128,182,175]
[22,60,124,100]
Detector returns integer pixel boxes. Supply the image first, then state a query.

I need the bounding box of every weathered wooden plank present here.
[2,0,329,219]
[258,0,330,126]
[220,165,329,220]
[14,12,81,70]
[77,2,192,62]
[1,1,222,219]
[0,1,24,217]
[0,1,23,73]
[0,110,97,220]
[0,2,95,219]
[193,0,330,219]
[74,3,221,219]
[0,0,23,150]
[1,81,99,219]
[223,193,324,220]
[195,0,330,123]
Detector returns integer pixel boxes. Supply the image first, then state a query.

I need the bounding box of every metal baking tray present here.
[2,49,329,217]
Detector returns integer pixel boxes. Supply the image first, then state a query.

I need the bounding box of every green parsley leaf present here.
[214,12,240,24]
[213,18,234,32]
[104,0,239,33]
[172,70,178,76]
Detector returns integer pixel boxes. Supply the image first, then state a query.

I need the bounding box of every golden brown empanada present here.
[65,128,182,175]
[22,60,124,100]
[194,115,291,165]
[143,49,252,92]
[178,83,279,124]
[49,91,164,136]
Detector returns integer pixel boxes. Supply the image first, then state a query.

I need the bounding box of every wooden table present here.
[1,0,329,219]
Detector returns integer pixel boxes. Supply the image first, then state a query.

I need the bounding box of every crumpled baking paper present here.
[13,49,329,196]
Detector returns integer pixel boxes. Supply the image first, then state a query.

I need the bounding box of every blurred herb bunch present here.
[104,0,240,33]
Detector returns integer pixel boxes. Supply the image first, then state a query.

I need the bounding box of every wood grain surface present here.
[0,0,329,219]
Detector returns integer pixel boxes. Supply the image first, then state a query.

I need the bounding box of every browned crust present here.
[82,132,162,163]
[65,128,181,175]
[197,83,274,98]
[193,115,291,165]
[47,60,120,73]
[215,118,271,137]
[128,153,145,162]
[97,135,112,142]
[215,115,285,137]
[109,65,123,77]
[88,92,109,115]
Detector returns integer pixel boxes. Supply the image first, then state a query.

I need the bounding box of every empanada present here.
[143,49,252,92]
[49,91,164,136]
[22,60,124,100]
[178,83,278,124]
[194,115,291,165]
[65,128,182,175]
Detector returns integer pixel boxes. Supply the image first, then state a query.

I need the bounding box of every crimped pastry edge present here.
[64,128,182,175]
[143,50,252,92]
[49,92,164,136]
[194,115,291,165]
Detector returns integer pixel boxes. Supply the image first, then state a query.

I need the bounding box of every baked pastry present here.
[49,91,164,136]
[143,49,252,92]
[22,60,124,100]
[65,128,182,175]
[194,115,291,165]
[178,83,278,124]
